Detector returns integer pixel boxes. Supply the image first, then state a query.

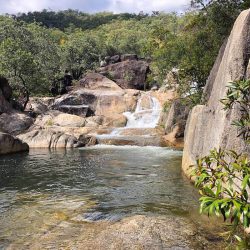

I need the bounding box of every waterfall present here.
[96,94,162,140]
[123,94,161,128]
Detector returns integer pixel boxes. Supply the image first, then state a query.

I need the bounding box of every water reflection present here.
[0,146,215,248]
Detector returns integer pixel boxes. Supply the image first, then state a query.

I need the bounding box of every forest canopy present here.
[0,0,250,103]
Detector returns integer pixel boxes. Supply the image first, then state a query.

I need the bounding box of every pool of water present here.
[0,146,225,249]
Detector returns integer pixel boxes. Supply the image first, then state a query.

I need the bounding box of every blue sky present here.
[0,0,190,14]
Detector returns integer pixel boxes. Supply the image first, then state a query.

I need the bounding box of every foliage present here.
[221,80,250,143]
[1,2,250,105]
[0,17,61,108]
[16,10,143,31]
[193,148,250,244]
[61,31,103,79]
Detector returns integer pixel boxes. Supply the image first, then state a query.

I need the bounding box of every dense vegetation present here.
[0,0,250,104]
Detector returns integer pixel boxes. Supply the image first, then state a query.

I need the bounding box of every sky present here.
[0,0,190,14]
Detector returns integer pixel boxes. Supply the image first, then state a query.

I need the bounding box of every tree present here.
[0,17,61,109]
[61,31,103,79]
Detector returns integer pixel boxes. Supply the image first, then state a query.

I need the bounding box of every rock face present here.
[182,9,250,178]
[97,60,149,90]
[0,132,29,155]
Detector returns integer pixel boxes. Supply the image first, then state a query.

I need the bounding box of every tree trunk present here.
[19,75,30,111]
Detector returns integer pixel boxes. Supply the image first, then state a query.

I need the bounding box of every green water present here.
[0,146,225,249]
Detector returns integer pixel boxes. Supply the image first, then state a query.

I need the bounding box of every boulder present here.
[18,129,80,148]
[85,116,103,127]
[161,126,185,148]
[182,10,250,178]
[0,112,33,135]
[51,90,97,116]
[78,134,97,147]
[94,92,129,117]
[0,132,29,155]
[53,113,85,127]
[97,60,149,90]
[102,114,127,127]
[97,136,162,146]
[51,74,140,122]
[34,110,61,127]
[79,73,122,91]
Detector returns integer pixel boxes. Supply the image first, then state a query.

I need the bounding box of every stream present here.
[0,146,226,249]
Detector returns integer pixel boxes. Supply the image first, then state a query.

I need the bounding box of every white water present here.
[123,94,161,128]
[96,94,162,139]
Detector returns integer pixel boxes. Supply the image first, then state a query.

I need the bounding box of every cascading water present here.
[123,95,161,128]
[96,93,162,142]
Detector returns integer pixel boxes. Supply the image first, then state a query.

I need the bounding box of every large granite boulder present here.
[79,73,122,91]
[182,9,250,178]
[52,113,86,127]
[97,60,149,90]
[18,129,80,148]
[0,112,34,135]
[0,132,29,155]
[51,83,138,122]
[52,90,96,116]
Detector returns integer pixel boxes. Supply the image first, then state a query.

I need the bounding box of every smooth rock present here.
[182,9,250,178]
[79,73,122,91]
[18,129,79,148]
[53,113,86,127]
[25,215,224,250]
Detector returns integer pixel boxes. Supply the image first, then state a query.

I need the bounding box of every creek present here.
[0,146,226,249]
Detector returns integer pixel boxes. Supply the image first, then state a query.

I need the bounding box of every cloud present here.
[108,0,189,13]
[0,0,190,14]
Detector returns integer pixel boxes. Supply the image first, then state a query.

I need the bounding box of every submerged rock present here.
[24,215,225,250]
